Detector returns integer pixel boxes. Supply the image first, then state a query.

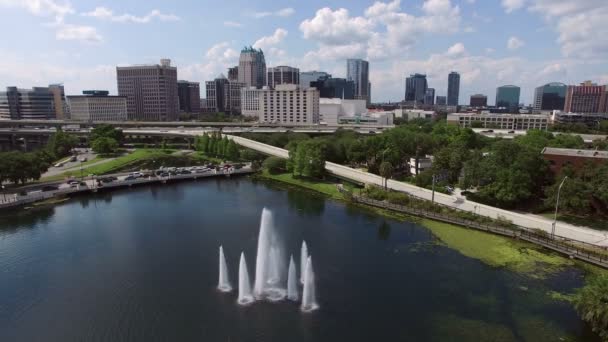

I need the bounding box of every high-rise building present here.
[447,72,460,106]
[205,75,245,115]
[347,59,370,104]
[49,84,69,119]
[228,66,239,82]
[267,66,300,89]
[424,88,435,105]
[258,84,320,125]
[116,59,179,121]
[470,94,488,107]
[300,71,331,89]
[177,81,201,113]
[436,96,447,106]
[238,47,266,89]
[405,74,428,104]
[534,82,567,111]
[495,85,521,111]
[310,78,355,99]
[205,75,229,113]
[0,86,56,120]
[67,91,127,122]
[241,87,261,117]
[564,81,607,113]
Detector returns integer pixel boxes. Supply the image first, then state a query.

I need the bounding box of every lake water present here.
[0,178,598,341]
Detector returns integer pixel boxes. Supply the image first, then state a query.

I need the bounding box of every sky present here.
[0,0,607,105]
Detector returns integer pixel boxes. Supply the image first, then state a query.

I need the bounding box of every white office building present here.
[67,92,127,121]
[241,87,261,117]
[319,98,367,125]
[257,84,320,125]
[447,113,550,130]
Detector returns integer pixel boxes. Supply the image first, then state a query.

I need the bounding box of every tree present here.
[573,274,608,340]
[91,137,119,154]
[46,130,78,158]
[225,140,240,161]
[91,124,124,144]
[379,161,394,190]
[263,157,286,174]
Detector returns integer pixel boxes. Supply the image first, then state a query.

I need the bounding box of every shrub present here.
[263,157,287,174]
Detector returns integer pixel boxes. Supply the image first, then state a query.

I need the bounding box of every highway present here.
[225,135,608,248]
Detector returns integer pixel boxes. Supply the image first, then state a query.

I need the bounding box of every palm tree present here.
[379,161,394,190]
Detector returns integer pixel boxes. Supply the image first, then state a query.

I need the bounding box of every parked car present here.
[124,175,136,181]
[41,185,58,192]
[180,170,192,175]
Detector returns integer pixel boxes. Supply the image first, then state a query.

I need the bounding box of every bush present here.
[573,274,608,340]
[386,192,410,205]
[263,157,287,174]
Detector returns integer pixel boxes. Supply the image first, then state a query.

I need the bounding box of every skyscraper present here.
[300,71,331,88]
[228,66,239,82]
[310,78,355,99]
[405,74,427,104]
[533,83,567,111]
[116,59,179,121]
[447,72,460,106]
[564,81,607,113]
[205,75,246,115]
[436,96,447,106]
[495,85,521,111]
[267,66,300,89]
[238,47,266,89]
[346,59,370,105]
[177,81,201,113]
[424,88,435,105]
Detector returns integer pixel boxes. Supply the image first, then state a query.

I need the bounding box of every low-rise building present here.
[67,91,127,121]
[319,98,367,125]
[447,113,550,130]
[542,147,608,174]
[338,111,393,126]
[551,111,608,128]
[409,155,433,175]
[394,109,435,121]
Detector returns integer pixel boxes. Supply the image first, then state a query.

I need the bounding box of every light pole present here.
[551,176,568,239]
[431,174,436,204]
[1,185,5,203]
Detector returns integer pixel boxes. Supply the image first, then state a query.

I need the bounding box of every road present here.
[225,135,608,247]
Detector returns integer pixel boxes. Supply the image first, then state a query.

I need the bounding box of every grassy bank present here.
[258,170,578,277]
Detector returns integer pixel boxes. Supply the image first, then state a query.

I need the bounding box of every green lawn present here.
[258,171,344,200]
[40,149,173,181]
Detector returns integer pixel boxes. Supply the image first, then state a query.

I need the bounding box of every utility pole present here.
[431,174,436,204]
[551,176,568,239]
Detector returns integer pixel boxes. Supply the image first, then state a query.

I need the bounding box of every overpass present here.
[225,135,608,248]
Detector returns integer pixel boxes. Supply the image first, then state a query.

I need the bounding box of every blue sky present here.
[0,0,607,104]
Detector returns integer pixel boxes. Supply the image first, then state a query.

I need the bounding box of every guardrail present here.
[342,189,608,269]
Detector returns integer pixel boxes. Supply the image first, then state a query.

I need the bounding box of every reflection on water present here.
[0,179,598,342]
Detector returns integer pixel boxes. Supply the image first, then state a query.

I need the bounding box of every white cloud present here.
[300,8,373,45]
[253,28,288,50]
[501,0,526,13]
[82,7,180,23]
[446,42,466,56]
[300,0,461,61]
[251,7,294,18]
[223,21,243,28]
[0,0,74,22]
[55,23,102,43]
[507,36,524,50]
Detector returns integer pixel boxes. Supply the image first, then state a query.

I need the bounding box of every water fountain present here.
[217,246,232,292]
[237,252,254,305]
[253,208,286,301]
[300,241,308,284]
[287,255,299,301]
[301,256,319,312]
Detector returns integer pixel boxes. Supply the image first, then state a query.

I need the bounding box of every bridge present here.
[224,135,608,248]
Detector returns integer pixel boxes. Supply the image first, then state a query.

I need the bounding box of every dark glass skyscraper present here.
[405,74,427,104]
[346,59,370,104]
[424,88,435,105]
[533,82,567,111]
[447,71,460,106]
[495,85,521,111]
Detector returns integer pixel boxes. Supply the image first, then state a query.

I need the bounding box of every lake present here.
[0,178,598,341]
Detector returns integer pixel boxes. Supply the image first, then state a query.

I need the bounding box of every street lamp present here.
[551,176,568,239]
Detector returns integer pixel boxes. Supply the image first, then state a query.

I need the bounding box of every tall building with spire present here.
[238,47,266,89]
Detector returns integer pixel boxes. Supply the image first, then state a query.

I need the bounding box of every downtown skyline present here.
[0,0,607,105]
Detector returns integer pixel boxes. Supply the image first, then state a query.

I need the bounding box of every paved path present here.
[225,135,608,247]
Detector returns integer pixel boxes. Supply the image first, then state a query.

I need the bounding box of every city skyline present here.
[0,0,607,105]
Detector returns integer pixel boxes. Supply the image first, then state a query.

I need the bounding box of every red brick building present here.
[542,147,608,174]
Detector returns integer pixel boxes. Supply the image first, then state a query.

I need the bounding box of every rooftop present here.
[542,147,608,159]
